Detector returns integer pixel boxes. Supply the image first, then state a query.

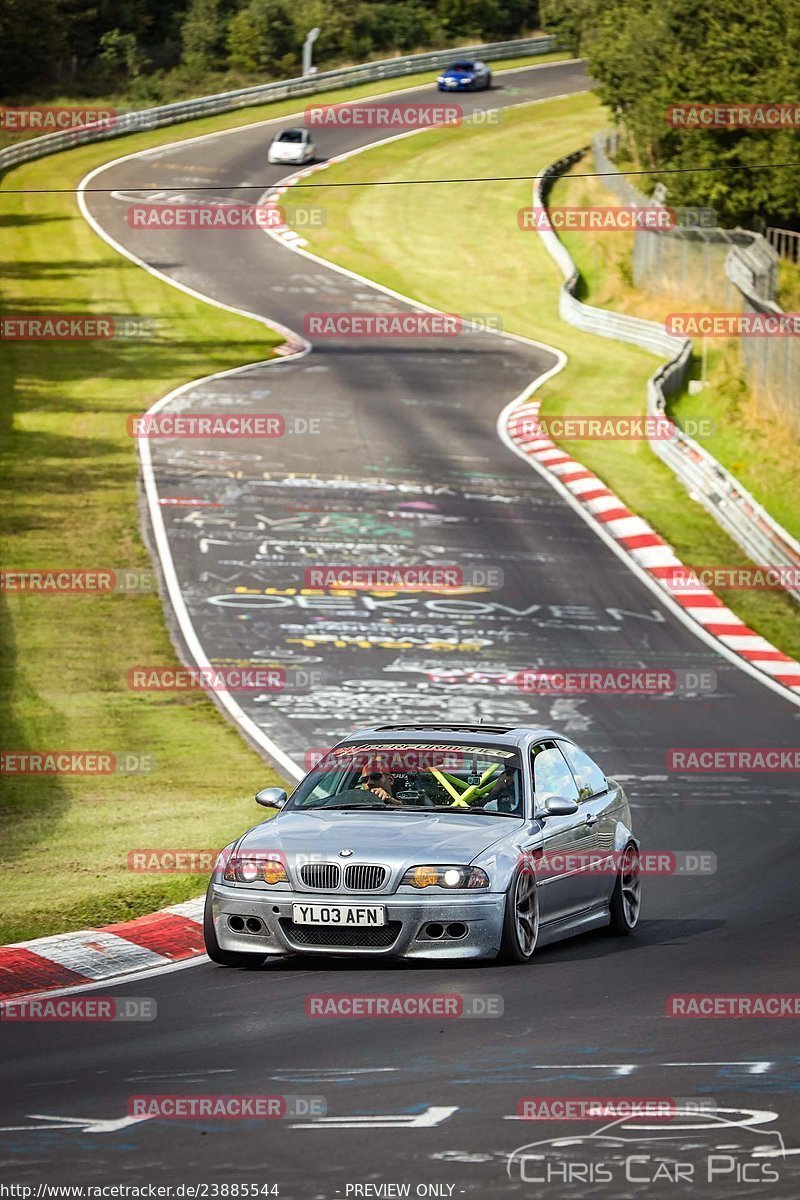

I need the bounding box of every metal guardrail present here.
[766,226,800,263]
[534,153,800,602]
[595,131,800,440]
[594,131,781,300]
[0,35,558,175]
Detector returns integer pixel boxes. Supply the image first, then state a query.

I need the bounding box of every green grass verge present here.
[777,258,800,310]
[285,91,800,660]
[0,145,291,946]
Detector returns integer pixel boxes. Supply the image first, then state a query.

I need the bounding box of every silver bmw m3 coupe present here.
[204,723,641,966]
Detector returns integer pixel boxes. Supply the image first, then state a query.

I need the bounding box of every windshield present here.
[450,62,475,71]
[289,744,524,816]
[278,130,305,142]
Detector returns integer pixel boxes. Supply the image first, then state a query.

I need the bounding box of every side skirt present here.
[537,906,610,947]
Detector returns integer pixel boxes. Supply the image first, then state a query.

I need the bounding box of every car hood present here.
[239,809,515,865]
[442,69,474,78]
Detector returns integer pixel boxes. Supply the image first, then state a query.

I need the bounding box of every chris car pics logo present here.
[507,1107,787,1187]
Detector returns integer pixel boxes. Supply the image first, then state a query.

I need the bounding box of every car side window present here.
[559,742,607,801]
[531,743,580,805]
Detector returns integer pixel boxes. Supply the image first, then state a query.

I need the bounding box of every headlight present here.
[263,859,288,884]
[401,865,489,889]
[222,852,288,885]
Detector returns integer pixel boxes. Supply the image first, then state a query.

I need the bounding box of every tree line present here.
[0,0,538,102]
[4,0,796,226]
[541,0,800,227]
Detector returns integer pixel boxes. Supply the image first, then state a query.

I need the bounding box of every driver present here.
[360,767,399,805]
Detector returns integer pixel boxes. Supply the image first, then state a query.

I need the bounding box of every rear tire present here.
[606,843,641,936]
[496,865,539,964]
[484,73,492,90]
[203,884,265,968]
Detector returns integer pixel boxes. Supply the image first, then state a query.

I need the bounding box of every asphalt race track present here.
[3,60,799,1197]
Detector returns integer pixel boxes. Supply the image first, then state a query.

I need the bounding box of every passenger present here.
[477,765,518,812]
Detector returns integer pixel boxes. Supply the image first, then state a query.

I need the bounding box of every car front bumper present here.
[268,152,308,164]
[209,881,506,960]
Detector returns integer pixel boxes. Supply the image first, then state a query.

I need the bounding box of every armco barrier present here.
[0,36,557,174]
[534,152,800,603]
[595,130,799,436]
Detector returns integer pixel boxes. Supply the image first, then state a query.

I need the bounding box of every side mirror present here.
[256,786,288,810]
[542,795,579,817]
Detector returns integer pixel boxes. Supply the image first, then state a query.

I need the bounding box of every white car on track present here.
[268,127,316,165]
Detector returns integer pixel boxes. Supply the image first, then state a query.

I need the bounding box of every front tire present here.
[203,884,265,968]
[497,865,539,964]
[606,843,641,935]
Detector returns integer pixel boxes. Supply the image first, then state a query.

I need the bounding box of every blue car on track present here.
[436,60,492,92]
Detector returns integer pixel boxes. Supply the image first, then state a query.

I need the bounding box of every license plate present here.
[292,903,385,927]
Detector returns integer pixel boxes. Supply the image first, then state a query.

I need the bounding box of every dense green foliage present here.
[0,0,538,102]
[541,0,800,226]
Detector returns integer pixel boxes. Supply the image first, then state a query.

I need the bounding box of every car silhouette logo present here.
[507,1108,788,1183]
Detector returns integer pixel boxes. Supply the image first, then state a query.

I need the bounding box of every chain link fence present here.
[594,131,799,436]
[535,153,800,602]
[766,227,800,263]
